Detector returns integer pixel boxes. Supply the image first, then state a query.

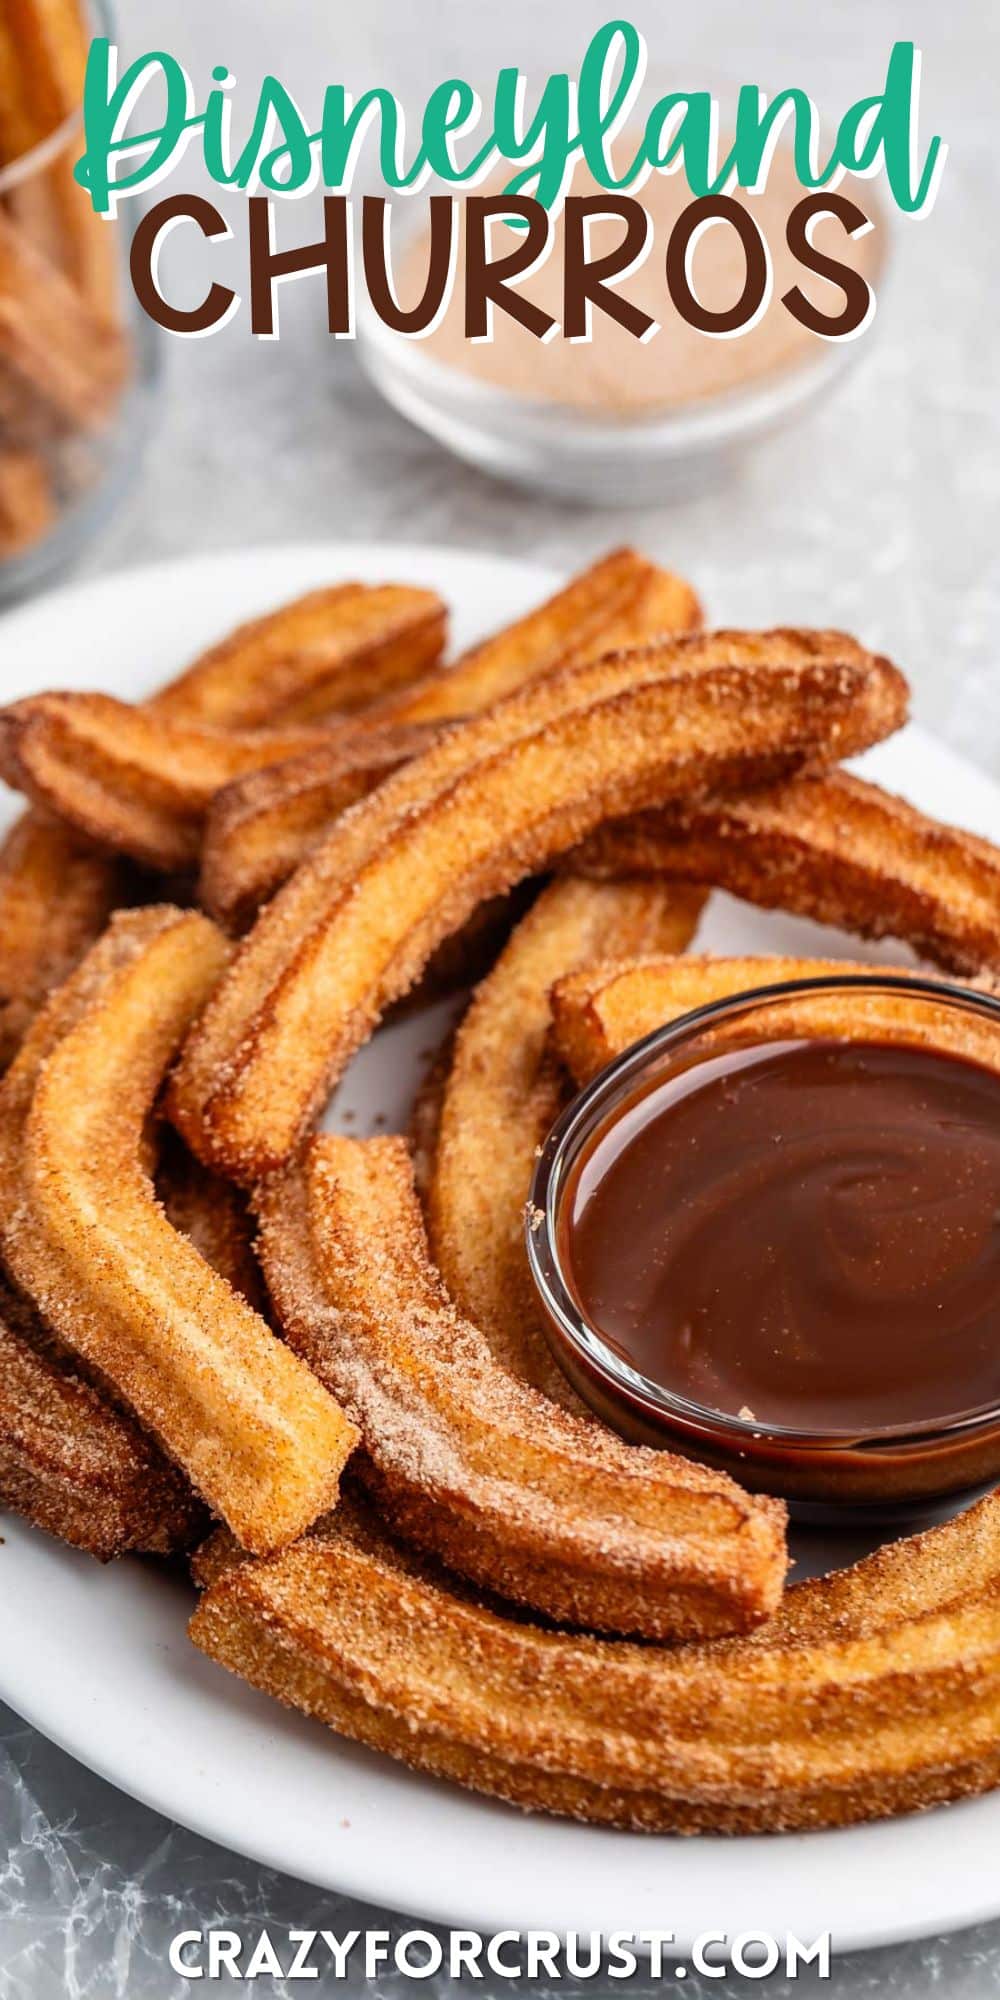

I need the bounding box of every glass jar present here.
[0,0,159,603]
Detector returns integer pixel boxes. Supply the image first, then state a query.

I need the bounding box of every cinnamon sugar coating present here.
[572,769,1000,977]
[0,1270,201,1560]
[256,1133,787,1641]
[371,548,702,725]
[149,582,447,730]
[0,810,121,1069]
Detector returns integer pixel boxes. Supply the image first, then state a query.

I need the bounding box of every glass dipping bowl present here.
[0,0,159,604]
[527,973,1000,1520]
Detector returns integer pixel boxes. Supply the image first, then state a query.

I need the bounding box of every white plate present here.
[1,543,1000,1957]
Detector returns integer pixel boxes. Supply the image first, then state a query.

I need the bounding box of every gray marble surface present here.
[2,1,1000,1993]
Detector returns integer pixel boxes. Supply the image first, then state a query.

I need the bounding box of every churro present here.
[0,444,53,554]
[0,1123,265,1558]
[200,724,437,930]
[196,554,700,923]
[8,546,997,1842]
[190,1487,1000,1833]
[427,877,706,1404]
[0,810,121,1069]
[0,14,42,164]
[156,1128,266,1317]
[150,583,448,730]
[572,768,1000,977]
[0,355,59,450]
[170,630,907,1180]
[0,609,436,1060]
[552,956,996,1104]
[0,1272,201,1560]
[549,952,939,1087]
[0,692,337,869]
[7,155,120,323]
[0,628,320,1063]
[256,1132,787,1639]
[0,907,357,1552]
[0,209,125,429]
[0,0,89,150]
[0,0,121,327]
[372,547,701,725]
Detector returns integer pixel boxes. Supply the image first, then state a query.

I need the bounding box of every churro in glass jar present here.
[0,0,158,599]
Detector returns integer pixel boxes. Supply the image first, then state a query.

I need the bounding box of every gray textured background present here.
[2,1,999,1993]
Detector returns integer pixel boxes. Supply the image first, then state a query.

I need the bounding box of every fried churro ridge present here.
[190,1488,1000,1833]
[196,552,702,928]
[427,876,707,1404]
[572,769,1000,977]
[0,693,338,870]
[548,952,1000,1094]
[171,631,907,1179]
[372,549,702,724]
[150,583,448,730]
[256,1132,787,1640]
[0,907,357,1551]
[0,1270,201,1560]
[0,811,121,1069]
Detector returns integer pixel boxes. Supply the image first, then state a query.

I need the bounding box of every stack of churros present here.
[0,0,128,566]
[4,547,1000,1838]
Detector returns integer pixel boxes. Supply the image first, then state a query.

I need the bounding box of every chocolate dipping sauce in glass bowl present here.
[527,973,1000,1522]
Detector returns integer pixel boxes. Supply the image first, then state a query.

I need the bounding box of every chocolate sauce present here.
[561,1038,1000,1435]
